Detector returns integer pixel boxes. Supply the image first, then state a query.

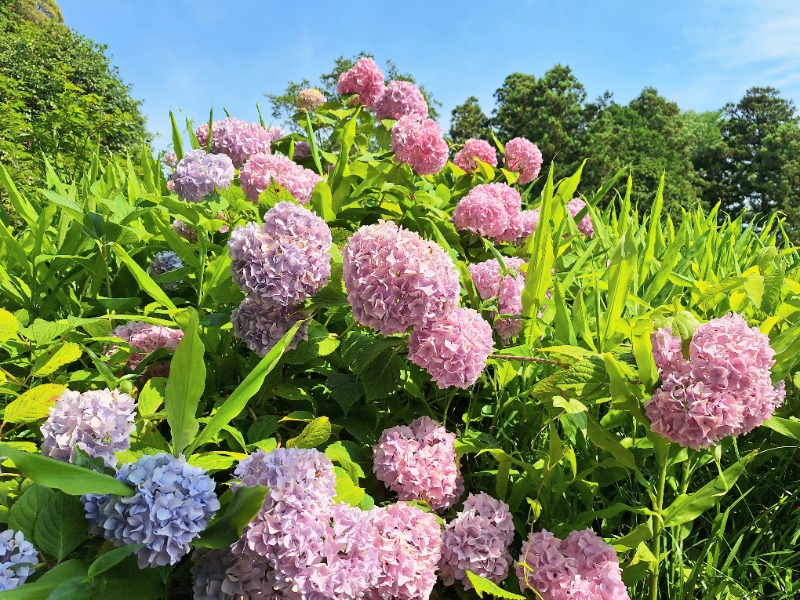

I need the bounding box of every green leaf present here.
[32,343,82,377]
[286,417,332,449]
[34,491,89,560]
[466,570,525,599]
[0,560,88,599]
[762,417,800,442]
[585,414,637,471]
[195,485,269,549]
[170,111,185,160]
[111,243,177,311]
[87,545,143,578]
[165,310,205,456]
[9,484,54,541]
[0,444,133,497]
[332,466,365,507]
[325,441,365,483]
[602,232,637,348]
[662,452,755,527]
[0,161,38,228]
[138,378,166,417]
[186,320,303,454]
[0,308,19,342]
[3,384,66,424]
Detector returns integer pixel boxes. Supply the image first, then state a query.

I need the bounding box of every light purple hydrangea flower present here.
[239,153,322,205]
[646,313,786,450]
[337,57,385,109]
[566,198,594,238]
[390,116,449,175]
[516,529,630,600]
[440,492,514,589]
[495,209,539,244]
[171,149,235,202]
[191,548,276,600]
[40,388,136,468]
[0,530,39,591]
[147,250,184,290]
[267,126,284,144]
[504,137,543,184]
[469,258,526,340]
[111,321,184,370]
[364,502,442,600]
[194,117,273,168]
[408,307,495,389]
[296,88,326,110]
[162,150,177,168]
[228,202,332,307]
[83,453,219,569]
[231,298,309,357]
[453,139,498,172]
[342,220,460,335]
[374,80,428,121]
[373,416,464,511]
[452,183,522,240]
[172,218,197,242]
[293,141,311,160]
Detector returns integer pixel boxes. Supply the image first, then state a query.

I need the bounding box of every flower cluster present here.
[231,298,309,357]
[111,321,183,369]
[239,152,322,205]
[453,138,498,172]
[40,388,136,468]
[390,116,448,175]
[293,140,311,160]
[147,250,184,290]
[494,209,539,243]
[171,218,197,242]
[566,198,594,237]
[337,56,385,109]
[504,137,543,184]
[452,183,522,241]
[374,80,428,120]
[516,529,630,599]
[408,307,495,389]
[83,453,219,568]
[646,312,786,449]
[373,416,463,511]
[0,530,39,591]
[192,549,273,600]
[195,117,273,167]
[342,220,460,335]
[440,492,514,589]
[162,150,177,168]
[228,202,332,307]
[296,87,326,110]
[171,149,234,202]
[469,258,526,339]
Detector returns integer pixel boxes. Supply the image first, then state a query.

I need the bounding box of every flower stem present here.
[650,451,668,600]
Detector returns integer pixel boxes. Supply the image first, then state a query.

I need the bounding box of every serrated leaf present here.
[32,343,82,377]
[325,441,365,483]
[9,484,54,541]
[0,308,19,342]
[34,491,88,560]
[286,417,332,449]
[466,570,525,599]
[4,384,66,424]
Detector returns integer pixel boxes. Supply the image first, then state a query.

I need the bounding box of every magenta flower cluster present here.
[390,116,449,175]
[337,57,385,109]
[504,137,543,184]
[111,321,183,370]
[440,492,514,589]
[452,183,530,242]
[566,198,594,238]
[374,80,428,121]
[171,149,235,202]
[469,258,526,339]
[342,220,459,335]
[239,152,322,205]
[83,453,220,568]
[231,298,310,358]
[409,307,495,389]
[195,117,273,167]
[646,312,786,449]
[0,529,39,591]
[453,138,498,172]
[40,388,136,468]
[373,416,464,511]
[296,87,326,110]
[516,529,630,600]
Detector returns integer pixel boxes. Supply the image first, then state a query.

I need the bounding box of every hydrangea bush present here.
[0,57,798,600]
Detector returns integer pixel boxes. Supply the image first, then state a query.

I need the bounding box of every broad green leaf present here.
[186,320,303,454]
[585,414,637,471]
[325,441,365,483]
[762,417,800,441]
[0,560,88,599]
[4,384,66,424]
[87,545,143,578]
[111,243,177,311]
[166,310,205,456]
[138,378,166,417]
[195,485,269,549]
[32,343,82,377]
[0,444,133,497]
[9,484,54,541]
[34,491,89,560]
[332,466,365,507]
[286,417,332,449]
[0,308,19,342]
[466,571,525,599]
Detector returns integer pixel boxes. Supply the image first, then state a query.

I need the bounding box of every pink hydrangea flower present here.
[239,153,322,205]
[337,57,385,109]
[195,117,273,168]
[374,80,428,120]
[408,307,495,389]
[646,313,786,449]
[373,416,464,512]
[453,139,498,172]
[516,529,630,600]
[111,322,183,369]
[566,198,594,237]
[440,492,515,589]
[342,220,460,335]
[293,140,311,160]
[162,151,177,168]
[469,258,526,340]
[391,116,448,175]
[504,137,543,184]
[296,87,326,110]
[495,209,539,243]
[452,183,522,240]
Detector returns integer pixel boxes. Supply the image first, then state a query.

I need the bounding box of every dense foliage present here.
[0,58,799,600]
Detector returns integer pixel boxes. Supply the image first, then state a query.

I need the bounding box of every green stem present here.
[650,453,668,600]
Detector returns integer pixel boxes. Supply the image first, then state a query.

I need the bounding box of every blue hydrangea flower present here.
[83,453,220,568]
[0,529,39,591]
[147,250,184,290]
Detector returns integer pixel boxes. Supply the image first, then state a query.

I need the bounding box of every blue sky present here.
[59,0,800,150]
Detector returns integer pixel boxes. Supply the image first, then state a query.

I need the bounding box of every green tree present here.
[448,96,493,146]
[2,0,63,22]
[492,64,587,175]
